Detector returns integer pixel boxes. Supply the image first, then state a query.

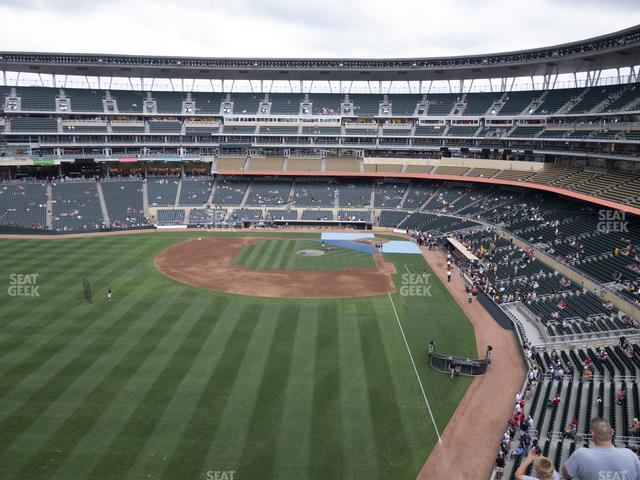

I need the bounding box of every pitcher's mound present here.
[296,249,325,257]
[155,237,396,298]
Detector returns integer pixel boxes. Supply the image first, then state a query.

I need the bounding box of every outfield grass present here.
[233,238,376,270]
[0,232,476,480]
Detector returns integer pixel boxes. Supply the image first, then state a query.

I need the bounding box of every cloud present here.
[0,0,638,59]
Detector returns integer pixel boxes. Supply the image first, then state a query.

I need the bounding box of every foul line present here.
[387,292,442,444]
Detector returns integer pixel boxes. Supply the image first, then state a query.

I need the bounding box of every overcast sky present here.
[0,0,639,58]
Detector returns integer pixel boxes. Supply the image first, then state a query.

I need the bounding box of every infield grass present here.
[0,231,475,480]
[233,238,376,270]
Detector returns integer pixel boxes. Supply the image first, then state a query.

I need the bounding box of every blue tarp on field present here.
[381,241,422,254]
[318,239,377,255]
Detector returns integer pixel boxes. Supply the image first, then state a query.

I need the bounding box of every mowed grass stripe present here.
[233,304,300,478]
[356,298,412,478]
[59,294,228,480]
[13,286,194,479]
[309,302,344,478]
[0,237,147,335]
[0,240,158,375]
[267,237,292,270]
[0,292,167,474]
[0,263,155,401]
[161,303,264,479]
[254,238,281,270]
[242,238,268,267]
[123,298,244,480]
[337,300,381,480]
[0,238,111,327]
[272,302,318,479]
[282,239,302,269]
[0,248,143,354]
[276,237,298,270]
[200,303,286,473]
[0,283,185,445]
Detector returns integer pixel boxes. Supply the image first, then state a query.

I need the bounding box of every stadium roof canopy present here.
[1,25,639,82]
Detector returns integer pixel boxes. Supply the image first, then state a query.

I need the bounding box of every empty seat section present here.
[51,180,104,231]
[100,180,145,227]
[179,178,213,205]
[0,182,48,228]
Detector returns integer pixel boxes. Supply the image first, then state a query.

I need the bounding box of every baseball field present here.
[0,231,476,480]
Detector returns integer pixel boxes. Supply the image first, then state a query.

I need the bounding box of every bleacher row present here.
[449,228,635,338]
[3,83,639,116]
[495,345,640,480]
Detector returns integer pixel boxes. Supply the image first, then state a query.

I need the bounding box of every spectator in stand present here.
[563,419,578,439]
[562,417,640,479]
[516,450,560,480]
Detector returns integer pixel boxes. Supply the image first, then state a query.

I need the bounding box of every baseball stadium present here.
[2,12,640,480]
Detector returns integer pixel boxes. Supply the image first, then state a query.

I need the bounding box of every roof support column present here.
[1,70,5,87]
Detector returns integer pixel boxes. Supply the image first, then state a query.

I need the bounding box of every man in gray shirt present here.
[562,417,640,479]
